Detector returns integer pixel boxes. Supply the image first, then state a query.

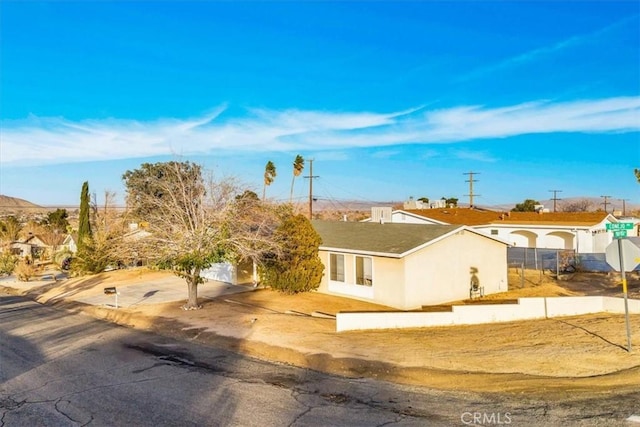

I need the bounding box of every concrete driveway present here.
[0,270,254,308]
[76,277,254,308]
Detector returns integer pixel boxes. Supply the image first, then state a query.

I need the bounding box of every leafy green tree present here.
[512,199,540,212]
[123,160,280,309]
[290,155,304,203]
[123,161,204,219]
[77,181,92,251]
[263,160,277,200]
[260,213,324,294]
[41,208,70,233]
[417,197,429,204]
[441,197,458,207]
[236,189,259,202]
[635,168,640,183]
[71,235,112,275]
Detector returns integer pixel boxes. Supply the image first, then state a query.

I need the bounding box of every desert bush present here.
[15,258,36,281]
[0,252,18,276]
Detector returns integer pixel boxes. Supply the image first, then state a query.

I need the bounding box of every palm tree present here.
[263,161,277,200]
[289,155,305,203]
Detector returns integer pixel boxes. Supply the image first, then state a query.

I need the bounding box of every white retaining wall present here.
[336,296,640,332]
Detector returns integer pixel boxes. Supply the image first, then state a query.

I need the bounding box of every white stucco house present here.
[312,220,509,310]
[366,207,634,254]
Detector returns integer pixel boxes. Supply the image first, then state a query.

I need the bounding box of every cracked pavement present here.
[2,295,639,426]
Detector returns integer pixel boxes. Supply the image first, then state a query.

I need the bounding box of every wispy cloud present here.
[371,149,401,159]
[450,149,497,163]
[458,15,639,82]
[2,97,638,167]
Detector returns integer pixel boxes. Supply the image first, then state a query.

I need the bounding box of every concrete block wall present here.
[336,296,640,332]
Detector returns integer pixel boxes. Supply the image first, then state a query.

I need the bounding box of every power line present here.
[549,190,562,212]
[620,198,630,216]
[601,195,612,213]
[463,171,480,208]
[303,159,319,220]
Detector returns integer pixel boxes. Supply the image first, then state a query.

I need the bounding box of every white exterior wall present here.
[474,219,617,253]
[336,296,640,331]
[402,230,507,309]
[317,251,404,306]
[318,230,508,310]
[390,211,438,224]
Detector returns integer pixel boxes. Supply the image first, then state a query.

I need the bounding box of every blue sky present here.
[1,1,639,209]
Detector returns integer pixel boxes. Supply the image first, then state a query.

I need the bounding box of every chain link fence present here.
[507,247,628,273]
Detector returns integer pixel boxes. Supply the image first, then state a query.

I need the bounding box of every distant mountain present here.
[0,195,44,212]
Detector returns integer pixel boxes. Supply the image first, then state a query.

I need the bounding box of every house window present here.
[330,253,345,282]
[491,229,499,235]
[355,256,373,286]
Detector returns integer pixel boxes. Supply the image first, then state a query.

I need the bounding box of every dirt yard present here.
[4,267,640,398]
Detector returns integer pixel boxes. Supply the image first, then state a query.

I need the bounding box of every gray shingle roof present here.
[312,220,461,256]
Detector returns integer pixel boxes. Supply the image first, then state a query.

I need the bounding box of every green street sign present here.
[613,230,628,239]
[606,223,634,231]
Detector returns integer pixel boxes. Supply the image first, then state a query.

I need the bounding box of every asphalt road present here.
[1,294,639,427]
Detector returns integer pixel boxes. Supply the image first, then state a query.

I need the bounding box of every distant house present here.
[365,208,631,253]
[9,232,66,261]
[61,233,79,254]
[312,220,509,310]
[201,259,257,285]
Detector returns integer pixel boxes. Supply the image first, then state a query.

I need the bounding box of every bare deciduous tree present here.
[123,161,280,310]
[560,199,594,212]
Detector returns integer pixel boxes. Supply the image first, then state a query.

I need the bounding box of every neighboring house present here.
[122,227,152,241]
[61,233,79,254]
[366,208,633,253]
[201,259,257,285]
[312,220,509,310]
[8,241,36,258]
[9,232,66,261]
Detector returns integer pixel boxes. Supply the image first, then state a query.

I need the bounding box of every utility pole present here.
[621,198,629,216]
[549,189,562,212]
[304,159,319,220]
[463,171,480,208]
[601,195,612,213]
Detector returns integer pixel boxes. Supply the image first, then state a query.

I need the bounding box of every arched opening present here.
[509,230,538,247]
[544,231,575,249]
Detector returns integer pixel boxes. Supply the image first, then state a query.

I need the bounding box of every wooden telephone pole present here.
[304,159,319,220]
[463,171,480,208]
[549,189,562,212]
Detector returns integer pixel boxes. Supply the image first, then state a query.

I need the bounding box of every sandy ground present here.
[2,267,640,398]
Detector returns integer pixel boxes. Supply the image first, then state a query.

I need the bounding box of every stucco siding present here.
[368,257,406,308]
[403,230,507,309]
[318,250,406,307]
[317,226,508,310]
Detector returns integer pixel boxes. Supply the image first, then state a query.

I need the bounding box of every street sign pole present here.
[618,238,632,352]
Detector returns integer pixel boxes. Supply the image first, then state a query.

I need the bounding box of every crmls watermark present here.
[461,412,512,425]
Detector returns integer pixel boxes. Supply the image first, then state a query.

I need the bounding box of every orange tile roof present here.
[403,208,496,225]
[403,208,610,227]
